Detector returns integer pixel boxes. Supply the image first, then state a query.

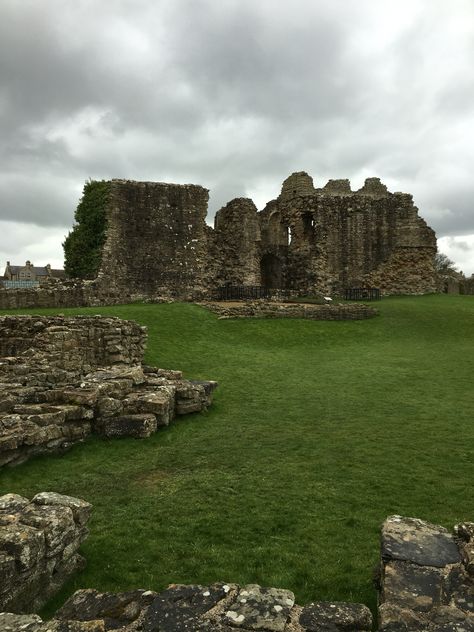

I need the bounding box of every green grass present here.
[0,295,473,616]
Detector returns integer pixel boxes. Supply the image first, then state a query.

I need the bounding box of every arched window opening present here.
[268,212,291,247]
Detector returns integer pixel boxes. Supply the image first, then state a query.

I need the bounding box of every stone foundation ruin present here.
[203,300,378,320]
[0,315,217,467]
[1,511,472,631]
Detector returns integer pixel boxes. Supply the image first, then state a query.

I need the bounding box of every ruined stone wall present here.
[36,171,436,304]
[210,198,261,286]
[202,301,378,320]
[1,514,472,630]
[0,315,146,370]
[378,516,474,630]
[208,172,437,297]
[0,492,91,613]
[253,174,437,296]
[24,172,434,303]
[0,316,217,467]
[0,279,140,311]
[97,180,210,298]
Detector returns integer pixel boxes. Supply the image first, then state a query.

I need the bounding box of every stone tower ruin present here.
[93,172,437,297]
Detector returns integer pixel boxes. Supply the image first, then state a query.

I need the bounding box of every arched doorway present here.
[260,254,283,288]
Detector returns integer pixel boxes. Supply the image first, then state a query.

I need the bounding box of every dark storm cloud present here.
[0,0,473,272]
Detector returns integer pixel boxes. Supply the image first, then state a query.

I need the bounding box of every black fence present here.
[215,285,272,301]
[344,287,381,301]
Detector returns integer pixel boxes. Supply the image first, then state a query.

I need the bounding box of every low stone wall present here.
[202,300,378,320]
[0,492,91,613]
[0,316,217,467]
[2,514,472,630]
[0,315,146,370]
[0,280,183,311]
[378,515,474,631]
[0,281,117,310]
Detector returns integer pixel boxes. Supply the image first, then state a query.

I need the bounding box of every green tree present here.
[63,180,110,278]
[434,252,462,278]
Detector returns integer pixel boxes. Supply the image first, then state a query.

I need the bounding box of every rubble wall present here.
[0,280,139,311]
[0,492,92,613]
[210,198,261,287]
[0,315,146,370]
[378,515,474,630]
[0,316,217,468]
[254,175,438,295]
[0,173,437,305]
[2,515,472,630]
[97,179,210,298]
[203,301,378,320]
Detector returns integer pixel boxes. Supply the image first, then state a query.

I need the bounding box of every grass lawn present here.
[0,294,473,616]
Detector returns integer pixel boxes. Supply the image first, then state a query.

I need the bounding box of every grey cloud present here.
[0,174,79,227]
[0,0,473,272]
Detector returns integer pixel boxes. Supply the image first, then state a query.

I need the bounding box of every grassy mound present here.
[1,295,473,614]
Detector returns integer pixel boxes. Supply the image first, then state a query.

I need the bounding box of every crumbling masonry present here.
[2,512,473,630]
[96,171,437,298]
[0,315,217,468]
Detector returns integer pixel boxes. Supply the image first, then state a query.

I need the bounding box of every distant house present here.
[2,261,66,288]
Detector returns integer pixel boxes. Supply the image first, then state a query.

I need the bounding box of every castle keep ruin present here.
[94,171,437,298]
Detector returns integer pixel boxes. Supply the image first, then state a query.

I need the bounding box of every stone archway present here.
[260,253,283,289]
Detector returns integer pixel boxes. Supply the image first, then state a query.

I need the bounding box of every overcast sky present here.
[1,0,473,274]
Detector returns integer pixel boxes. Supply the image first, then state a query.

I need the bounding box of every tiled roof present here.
[8,265,49,275]
[51,269,66,278]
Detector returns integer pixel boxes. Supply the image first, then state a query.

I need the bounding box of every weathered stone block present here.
[122,391,172,425]
[56,588,158,626]
[100,414,158,438]
[32,493,92,528]
[0,493,29,512]
[379,516,474,631]
[96,396,123,418]
[223,584,294,630]
[299,600,372,631]
[382,515,461,567]
[0,492,91,614]
[0,612,44,632]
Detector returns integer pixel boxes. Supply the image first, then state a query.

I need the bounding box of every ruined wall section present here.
[2,514,473,629]
[0,492,91,613]
[0,316,217,468]
[259,175,437,295]
[98,180,210,298]
[0,315,146,371]
[210,198,261,287]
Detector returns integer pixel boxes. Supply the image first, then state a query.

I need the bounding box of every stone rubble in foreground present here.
[1,512,473,631]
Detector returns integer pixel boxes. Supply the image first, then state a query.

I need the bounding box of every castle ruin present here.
[96,171,437,298]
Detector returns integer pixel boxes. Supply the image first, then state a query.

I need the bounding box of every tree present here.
[63,180,110,279]
[434,252,459,276]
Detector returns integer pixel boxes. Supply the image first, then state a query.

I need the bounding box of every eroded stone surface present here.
[379,516,474,631]
[382,516,460,567]
[6,582,374,632]
[299,601,372,631]
[0,492,91,613]
[224,584,295,630]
